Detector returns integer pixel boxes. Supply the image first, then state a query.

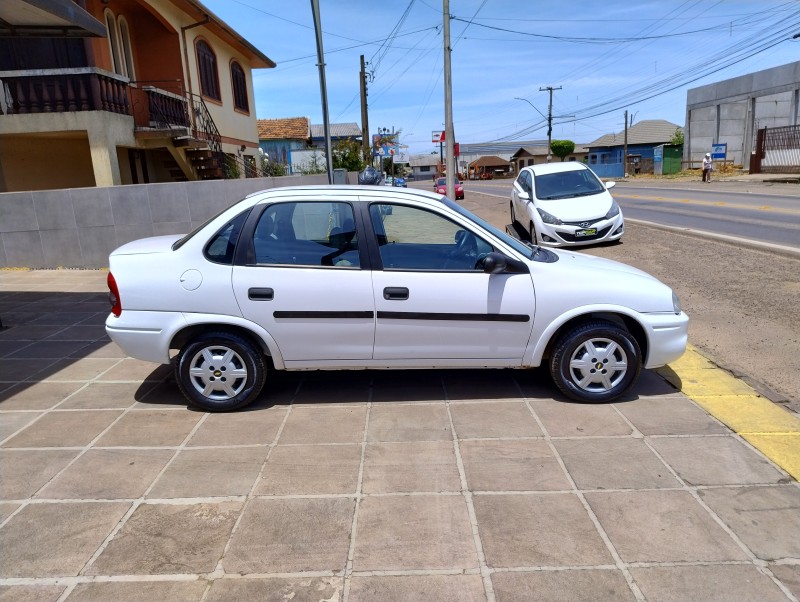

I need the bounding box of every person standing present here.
[702,152,713,183]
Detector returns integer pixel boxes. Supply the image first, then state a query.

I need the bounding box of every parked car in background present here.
[434,177,465,200]
[385,176,407,187]
[106,185,687,412]
[510,162,623,247]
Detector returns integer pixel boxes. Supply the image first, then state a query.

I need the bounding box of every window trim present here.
[195,38,221,102]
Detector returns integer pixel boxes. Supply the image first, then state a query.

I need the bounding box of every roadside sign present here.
[432,130,445,143]
[711,143,727,160]
[372,133,398,157]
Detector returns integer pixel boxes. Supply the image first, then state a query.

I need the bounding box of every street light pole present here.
[310,0,333,183]
[539,85,562,162]
[443,0,456,200]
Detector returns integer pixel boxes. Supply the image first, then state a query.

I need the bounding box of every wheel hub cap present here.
[188,345,248,401]
[569,338,628,392]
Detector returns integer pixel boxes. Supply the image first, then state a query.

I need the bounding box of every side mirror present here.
[482,252,529,274]
[605,181,616,190]
[517,190,530,201]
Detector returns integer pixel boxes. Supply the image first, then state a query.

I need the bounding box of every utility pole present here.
[539,85,561,162]
[359,55,370,163]
[624,109,628,178]
[443,0,456,200]
[310,0,333,183]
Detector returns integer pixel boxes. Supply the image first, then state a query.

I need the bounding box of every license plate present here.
[575,228,597,237]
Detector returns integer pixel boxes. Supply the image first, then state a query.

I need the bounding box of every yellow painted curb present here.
[663,345,800,482]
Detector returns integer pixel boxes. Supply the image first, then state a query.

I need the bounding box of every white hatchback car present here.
[511,162,624,247]
[105,185,687,412]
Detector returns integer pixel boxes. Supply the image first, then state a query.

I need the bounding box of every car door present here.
[232,198,375,363]
[366,200,535,362]
[511,170,531,223]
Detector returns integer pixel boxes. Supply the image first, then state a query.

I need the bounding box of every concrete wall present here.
[0,173,357,269]
[685,61,800,168]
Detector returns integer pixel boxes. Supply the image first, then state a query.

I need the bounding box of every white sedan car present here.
[105,185,687,412]
[511,162,624,247]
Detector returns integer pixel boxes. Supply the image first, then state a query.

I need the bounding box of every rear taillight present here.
[107,272,122,317]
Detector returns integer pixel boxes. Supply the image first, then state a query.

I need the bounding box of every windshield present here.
[436,178,460,186]
[534,168,605,200]
[442,198,536,258]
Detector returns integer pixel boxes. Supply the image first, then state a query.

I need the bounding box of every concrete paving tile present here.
[362,441,461,493]
[69,340,128,359]
[349,575,485,602]
[44,324,107,341]
[617,368,680,399]
[8,340,93,359]
[615,396,729,435]
[0,340,27,357]
[256,443,361,495]
[585,490,748,563]
[0,358,59,382]
[0,381,85,409]
[0,502,130,577]
[26,312,98,326]
[444,370,523,402]
[133,381,190,409]
[770,564,800,599]
[291,371,370,405]
[58,382,149,409]
[2,410,122,448]
[87,502,241,575]
[95,409,202,447]
[188,406,287,446]
[0,324,66,341]
[460,439,571,492]
[211,577,345,601]
[698,485,800,560]
[553,438,681,490]
[205,577,342,602]
[650,435,786,486]
[629,564,790,602]
[354,494,477,571]
[0,585,66,602]
[492,569,636,602]
[371,370,445,403]
[529,399,632,437]
[95,358,171,382]
[38,449,174,499]
[367,404,451,442]
[0,449,79,499]
[450,401,542,438]
[278,406,367,444]
[224,498,354,573]
[473,493,613,568]
[0,411,42,440]
[65,581,208,602]
[38,358,121,382]
[148,447,268,498]
[513,369,557,400]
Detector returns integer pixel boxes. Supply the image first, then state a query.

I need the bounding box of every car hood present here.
[536,191,613,221]
[534,248,674,313]
[110,235,182,256]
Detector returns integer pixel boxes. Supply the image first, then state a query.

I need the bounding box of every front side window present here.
[196,40,220,101]
[252,201,359,268]
[369,204,492,271]
[230,61,249,112]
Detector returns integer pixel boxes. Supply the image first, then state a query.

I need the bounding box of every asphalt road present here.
[409,179,800,413]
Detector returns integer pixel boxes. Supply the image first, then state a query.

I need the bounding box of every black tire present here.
[529,221,538,244]
[549,321,641,403]
[510,200,516,224]
[176,331,266,412]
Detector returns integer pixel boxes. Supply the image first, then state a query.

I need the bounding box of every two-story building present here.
[0,0,274,192]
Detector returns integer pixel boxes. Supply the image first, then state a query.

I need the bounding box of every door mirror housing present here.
[482,252,529,274]
[517,189,530,201]
[605,181,616,190]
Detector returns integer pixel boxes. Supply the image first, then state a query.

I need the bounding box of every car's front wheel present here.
[176,331,266,412]
[549,321,641,402]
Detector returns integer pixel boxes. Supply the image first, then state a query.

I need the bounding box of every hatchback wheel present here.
[176,332,266,412]
[549,321,641,402]
[510,200,516,224]
[529,221,538,244]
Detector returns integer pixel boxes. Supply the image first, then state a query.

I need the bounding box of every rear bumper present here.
[105,311,186,364]
[641,311,689,368]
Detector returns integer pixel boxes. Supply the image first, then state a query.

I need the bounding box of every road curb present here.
[626,218,800,260]
[657,344,800,481]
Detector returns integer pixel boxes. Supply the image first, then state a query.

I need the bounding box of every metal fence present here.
[750,124,800,174]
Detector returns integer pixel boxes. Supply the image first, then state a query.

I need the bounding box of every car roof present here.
[244,184,446,205]
[524,162,589,176]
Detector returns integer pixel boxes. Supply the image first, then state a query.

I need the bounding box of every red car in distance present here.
[434,177,464,200]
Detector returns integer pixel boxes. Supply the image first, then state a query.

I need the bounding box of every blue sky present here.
[204,0,800,154]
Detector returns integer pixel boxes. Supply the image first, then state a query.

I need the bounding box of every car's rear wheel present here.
[176,332,266,412]
[549,321,641,402]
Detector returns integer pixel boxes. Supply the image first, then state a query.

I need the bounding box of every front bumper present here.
[641,311,689,368]
[539,215,624,247]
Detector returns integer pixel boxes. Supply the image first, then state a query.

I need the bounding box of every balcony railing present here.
[0,67,130,116]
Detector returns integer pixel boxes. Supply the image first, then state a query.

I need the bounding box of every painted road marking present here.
[657,344,800,481]
[614,192,800,216]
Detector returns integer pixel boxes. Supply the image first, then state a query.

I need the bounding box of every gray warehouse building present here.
[684,61,800,170]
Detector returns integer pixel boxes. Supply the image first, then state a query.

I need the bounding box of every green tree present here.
[332,139,366,172]
[550,140,575,162]
[260,157,286,177]
[669,128,684,146]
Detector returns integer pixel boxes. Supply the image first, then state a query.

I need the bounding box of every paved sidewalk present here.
[1,270,799,602]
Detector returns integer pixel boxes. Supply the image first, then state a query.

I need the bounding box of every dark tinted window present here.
[230,61,249,112]
[196,40,220,100]
[205,211,249,264]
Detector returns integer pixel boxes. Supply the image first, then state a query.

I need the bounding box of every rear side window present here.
[204,210,249,264]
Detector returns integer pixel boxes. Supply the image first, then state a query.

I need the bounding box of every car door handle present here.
[248,287,274,300]
[383,287,409,300]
